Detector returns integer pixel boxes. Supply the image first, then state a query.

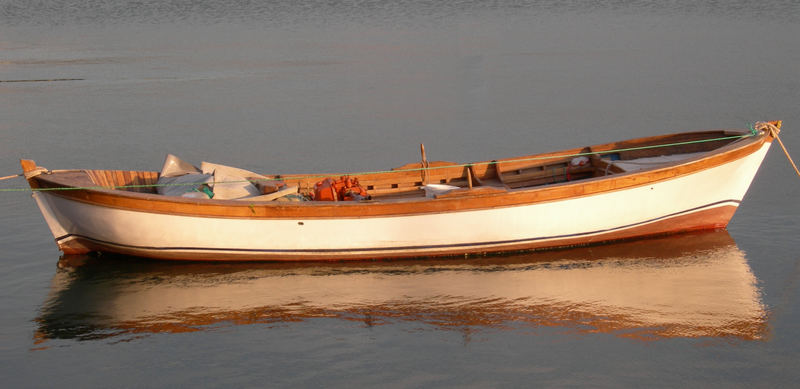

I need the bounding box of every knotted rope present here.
[755,120,800,178]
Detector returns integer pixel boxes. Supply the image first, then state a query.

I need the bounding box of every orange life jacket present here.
[313,176,369,201]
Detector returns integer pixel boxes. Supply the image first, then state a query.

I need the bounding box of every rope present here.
[0,173,22,181]
[0,132,758,193]
[755,121,800,178]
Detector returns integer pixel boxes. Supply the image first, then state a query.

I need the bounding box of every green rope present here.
[0,132,757,193]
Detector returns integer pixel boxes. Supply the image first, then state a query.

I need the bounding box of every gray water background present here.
[1,1,800,387]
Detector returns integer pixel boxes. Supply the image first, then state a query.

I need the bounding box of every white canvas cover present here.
[156,154,213,198]
[422,184,460,198]
[200,161,261,200]
[157,155,279,200]
[157,173,214,197]
[160,153,202,178]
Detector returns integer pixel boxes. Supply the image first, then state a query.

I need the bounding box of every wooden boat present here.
[21,122,781,261]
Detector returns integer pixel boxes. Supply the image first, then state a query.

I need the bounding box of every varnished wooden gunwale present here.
[27,130,770,220]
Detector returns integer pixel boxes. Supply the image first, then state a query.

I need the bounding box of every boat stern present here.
[21,159,93,255]
[30,191,92,255]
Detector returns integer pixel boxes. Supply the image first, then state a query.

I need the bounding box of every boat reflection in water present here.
[35,231,768,343]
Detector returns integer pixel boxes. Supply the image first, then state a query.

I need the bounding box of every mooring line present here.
[755,121,800,178]
[775,135,800,177]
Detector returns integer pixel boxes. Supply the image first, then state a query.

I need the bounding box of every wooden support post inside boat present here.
[468,165,483,187]
[494,161,505,185]
[466,165,473,189]
[420,143,429,185]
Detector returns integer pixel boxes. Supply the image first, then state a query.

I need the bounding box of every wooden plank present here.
[121,170,133,190]
[85,170,105,188]
[435,186,507,199]
[139,171,159,193]
[501,164,565,184]
[420,143,429,185]
[369,189,425,199]
[495,162,506,185]
[366,187,423,196]
[506,170,595,189]
[501,163,595,184]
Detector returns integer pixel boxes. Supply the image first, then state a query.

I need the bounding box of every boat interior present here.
[36,130,746,202]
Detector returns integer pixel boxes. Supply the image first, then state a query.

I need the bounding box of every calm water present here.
[2,0,800,387]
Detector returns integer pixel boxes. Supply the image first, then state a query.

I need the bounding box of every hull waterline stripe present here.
[53,200,740,255]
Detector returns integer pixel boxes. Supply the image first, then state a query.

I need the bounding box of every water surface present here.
[1,0,799,387]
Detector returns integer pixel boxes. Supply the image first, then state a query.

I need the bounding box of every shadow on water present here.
[33,230,768,346]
